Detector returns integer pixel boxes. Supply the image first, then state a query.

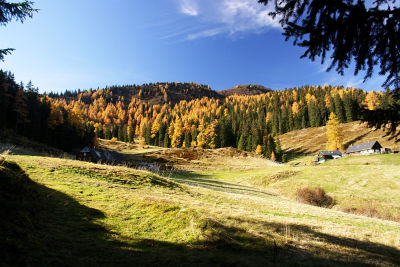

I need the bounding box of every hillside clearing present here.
[279,121,400,155]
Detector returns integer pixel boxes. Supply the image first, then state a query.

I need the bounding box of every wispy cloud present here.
[187,28,223,40]
[179,0,199,16]
[345,78,364,88]
[174,0,280,40]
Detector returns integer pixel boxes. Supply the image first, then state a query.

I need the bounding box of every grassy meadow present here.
[1,141,400,266]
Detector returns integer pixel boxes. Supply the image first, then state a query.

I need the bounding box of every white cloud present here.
[175,0,280,40]
[179,0,199,16]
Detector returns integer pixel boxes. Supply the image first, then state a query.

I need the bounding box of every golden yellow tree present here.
[326,112,344,150]
[291,102,300,115]
[171,117,183,148]
[364,91,380,110]
[255,144,263,155]
[48,104,64,129]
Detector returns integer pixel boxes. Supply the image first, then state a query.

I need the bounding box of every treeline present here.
[0,70,94,152]
[49,82,221,105]
[50,83,394,160]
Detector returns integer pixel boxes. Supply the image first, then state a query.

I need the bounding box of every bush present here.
[296,187,334,208]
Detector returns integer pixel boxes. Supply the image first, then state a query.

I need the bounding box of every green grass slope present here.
[2,153,400,266]
[236,153,400,220]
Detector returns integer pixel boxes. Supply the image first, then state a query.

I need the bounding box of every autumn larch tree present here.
[326,112,344,151]
[255,144,263,155]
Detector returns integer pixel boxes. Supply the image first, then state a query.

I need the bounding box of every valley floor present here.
[2,146,400,266]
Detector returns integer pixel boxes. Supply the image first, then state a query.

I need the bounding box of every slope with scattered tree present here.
[279,121,400,155]
[46,83,394,161]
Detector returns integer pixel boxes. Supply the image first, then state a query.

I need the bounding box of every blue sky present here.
[1,0,386,93]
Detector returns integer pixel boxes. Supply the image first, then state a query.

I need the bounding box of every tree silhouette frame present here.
[258,0,400,139]
[0,0,37,61]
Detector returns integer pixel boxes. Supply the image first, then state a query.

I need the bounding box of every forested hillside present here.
[47,83,394,160]
[0,70,94,151]
[49,82,222,105]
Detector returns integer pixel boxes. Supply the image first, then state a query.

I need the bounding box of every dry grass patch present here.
[296,187,335,208]
[279,121,400,155]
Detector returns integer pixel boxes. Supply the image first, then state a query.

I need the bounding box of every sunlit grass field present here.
[2,146,400,266]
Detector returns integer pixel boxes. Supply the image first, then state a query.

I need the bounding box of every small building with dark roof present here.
[76,146,103,163]
[317,150,342,163]
[76,147,127,165]
[345,141,383,156]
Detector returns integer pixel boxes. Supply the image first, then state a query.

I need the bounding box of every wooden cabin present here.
[76,147,126,165]
[76,146,104,163]
[317,150,342,163]
[345,141,383,156]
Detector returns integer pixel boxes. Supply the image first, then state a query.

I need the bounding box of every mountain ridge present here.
[219,84,272,96]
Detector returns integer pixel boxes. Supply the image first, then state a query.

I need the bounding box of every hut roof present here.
[345,141,382,154]
[80,146,103,161]
[319,150,342,156]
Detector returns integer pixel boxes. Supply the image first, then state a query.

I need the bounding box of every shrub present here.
[296,187,334,208]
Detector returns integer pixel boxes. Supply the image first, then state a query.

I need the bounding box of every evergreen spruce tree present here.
[246,135,253,151]
[334,94,345,123]
[13,83,29,135]
[184,133,190,148]
[111,126,118,138]
[122,124,128,142]
[237,134,246,151]
[275,138,282,161]
[343,94,354,122]
[118,127,123,141]
[105,127,111,140]
[163,133,170,148]
[144,124,152,145]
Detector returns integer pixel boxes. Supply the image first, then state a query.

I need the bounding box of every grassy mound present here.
[0,157,278,266]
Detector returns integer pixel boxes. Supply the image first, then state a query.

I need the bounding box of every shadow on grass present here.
[232,217,400,266]
[2,160,399,266]
[164,170,278,197]
[284,148,315,162]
